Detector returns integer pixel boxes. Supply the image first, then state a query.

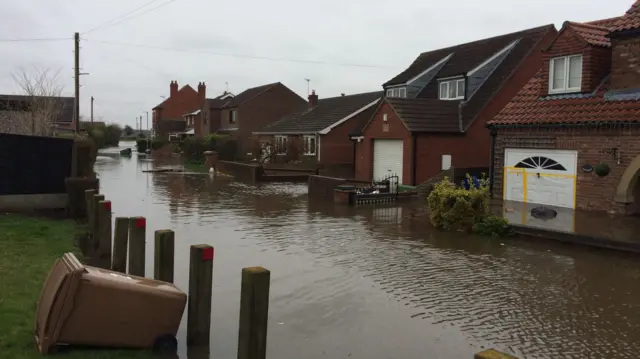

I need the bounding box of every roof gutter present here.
[252,131,318,135]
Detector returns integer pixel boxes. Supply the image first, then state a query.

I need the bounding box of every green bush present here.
[473,215,511,237]
[136,139,148,153]
[151,138,168,150]
[87,123,121,149]
[426,174,513,238]
[182,135,237,163]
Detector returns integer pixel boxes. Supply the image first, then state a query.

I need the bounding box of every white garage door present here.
[373,139,403,183]
[503,148,577,208]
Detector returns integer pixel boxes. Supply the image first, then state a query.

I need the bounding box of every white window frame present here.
[549,54,583,94]
[275,135,287,155]
[438,78,465,100]
[229,110,237,125]
[303,135,316,156]
[386,87,407,98]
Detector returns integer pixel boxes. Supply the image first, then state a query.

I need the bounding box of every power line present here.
[85,39,397,69]
[0,37,71,42]
[82,0,176,34]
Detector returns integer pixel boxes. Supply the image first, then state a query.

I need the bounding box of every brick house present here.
[152,81,204,138]
[193,82,306,158]
[488,1,640,216]
[352,25,557,186]
[253,90,382,177]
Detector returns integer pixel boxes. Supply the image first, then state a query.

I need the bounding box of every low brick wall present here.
[218,161,262,184]
[308,175,347,199]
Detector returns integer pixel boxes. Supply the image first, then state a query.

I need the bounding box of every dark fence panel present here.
[0,133,73,195]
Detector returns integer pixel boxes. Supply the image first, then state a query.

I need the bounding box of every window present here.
[439,78,465,100]
[549,55,582,93]
[229,110,237,125]
[275,136,287,155]
[386,87,407,98]
[303,135,316,156]
[515,156,566,171]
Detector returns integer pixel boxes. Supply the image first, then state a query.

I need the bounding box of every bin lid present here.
[35,253,86,354]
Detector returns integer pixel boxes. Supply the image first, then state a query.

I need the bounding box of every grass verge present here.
[0,214,153,359]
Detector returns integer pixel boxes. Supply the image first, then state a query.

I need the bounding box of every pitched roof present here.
[152,85,197,110]
[384,25,554,87]
[223,82,280,108]
[387,98,462,132]
[205,92,234,109]
[611,1,640,32]
[488,71,640,126]
[256,91,383,134]
[566,22,612,47]
[0,95,74,123]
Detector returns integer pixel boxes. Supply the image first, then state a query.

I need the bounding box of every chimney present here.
[308,89,318,107]
[341,93,345,96]
[170,80,178,97]
[198,82,206,102]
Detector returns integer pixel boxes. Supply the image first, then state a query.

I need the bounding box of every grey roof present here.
[223,83,280,108]
[0,95,74,123]
[257,91,383,134]
[205,92,234,109]
[387,98,462,132]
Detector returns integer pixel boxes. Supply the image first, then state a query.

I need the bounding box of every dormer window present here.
[386,87,407,98]
[549,55,582,94]
[439,78,465,100]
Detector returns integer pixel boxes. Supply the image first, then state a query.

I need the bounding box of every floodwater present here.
[95,143,640,359]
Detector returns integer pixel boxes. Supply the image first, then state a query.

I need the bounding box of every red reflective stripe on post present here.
[136,217,146,228]
[103,201,112,211]
[202,247,214,261]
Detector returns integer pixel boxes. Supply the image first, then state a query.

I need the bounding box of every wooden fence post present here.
[128,216,146,277]
[112,217,130,273]
[474,349,519,359]
[187,244,214,346]
[96,200,112,269]
[90,194,105,250]
[84,189,97,223]
[237,267,270,359]
[154,230,175,283]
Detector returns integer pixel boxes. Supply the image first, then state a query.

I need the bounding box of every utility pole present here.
[146,111,150,151]
[90,96,94,124]
[74,32,80,133]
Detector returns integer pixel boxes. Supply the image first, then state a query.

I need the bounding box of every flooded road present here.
[96,143,640,359]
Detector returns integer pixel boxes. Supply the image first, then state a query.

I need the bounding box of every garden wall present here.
[218,161,262,184]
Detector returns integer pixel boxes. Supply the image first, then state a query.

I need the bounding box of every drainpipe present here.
[412,134,417,185]
[489,127,497,197]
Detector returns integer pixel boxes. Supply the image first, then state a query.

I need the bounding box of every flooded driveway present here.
[95,144,640,359]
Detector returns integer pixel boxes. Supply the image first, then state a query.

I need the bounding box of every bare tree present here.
[0,66,65,136]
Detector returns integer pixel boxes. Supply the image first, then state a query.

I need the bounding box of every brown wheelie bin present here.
[35,252,186,355]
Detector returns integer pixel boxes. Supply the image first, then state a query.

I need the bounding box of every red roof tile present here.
[611,1,640,32]
[586,16,622,28]
[489,71,640,125]
[566,22,611,47]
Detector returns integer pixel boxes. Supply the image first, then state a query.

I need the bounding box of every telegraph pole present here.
[74,32,80,133]
[90,96,94,124]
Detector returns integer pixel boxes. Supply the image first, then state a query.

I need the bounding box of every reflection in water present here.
[95,143,640,359]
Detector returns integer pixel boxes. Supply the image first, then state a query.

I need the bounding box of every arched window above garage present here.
[514,156,567,171]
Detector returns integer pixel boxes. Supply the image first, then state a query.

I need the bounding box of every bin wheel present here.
[153,334,178,356]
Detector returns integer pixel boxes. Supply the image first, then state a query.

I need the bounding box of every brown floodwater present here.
[95,143,640,359]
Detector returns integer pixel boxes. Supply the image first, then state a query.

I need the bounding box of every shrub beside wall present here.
[427,176,509,237]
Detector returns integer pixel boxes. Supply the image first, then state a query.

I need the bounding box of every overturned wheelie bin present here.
[35,253,186,355]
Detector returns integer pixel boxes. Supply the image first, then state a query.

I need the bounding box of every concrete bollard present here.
[96,200,112,268]
[90,194,105,248]
[154,230,175,283]
[128,216,146,277]
[474,349,519,359]
[112,217,130,273]
[237,267,270,359]
[187,244,214,346]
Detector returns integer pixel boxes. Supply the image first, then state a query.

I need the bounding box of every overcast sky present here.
[0,0,633,128]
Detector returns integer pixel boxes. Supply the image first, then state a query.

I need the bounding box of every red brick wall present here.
[583,46,611,92]
[540,28,590,96]
[153,84,200,136]
[235,84,307,157]
[415,116,490,183]
[320,110,371,166]
[493,126,640,213]
[355,103,413,184]
[611,36,640,90]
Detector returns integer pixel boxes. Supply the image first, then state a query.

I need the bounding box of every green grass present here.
[183,162,209,173]
[0,214,153,359]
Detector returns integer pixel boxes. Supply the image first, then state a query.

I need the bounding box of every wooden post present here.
[187,244,214,346]
[90,194,105,250]
[474,349,519,359]
[112,217,130,273]
[154,230,175,283]
[128,216,146,277]
[237,267,270,359]
[84,189,97,223]
[96,200,112,268]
